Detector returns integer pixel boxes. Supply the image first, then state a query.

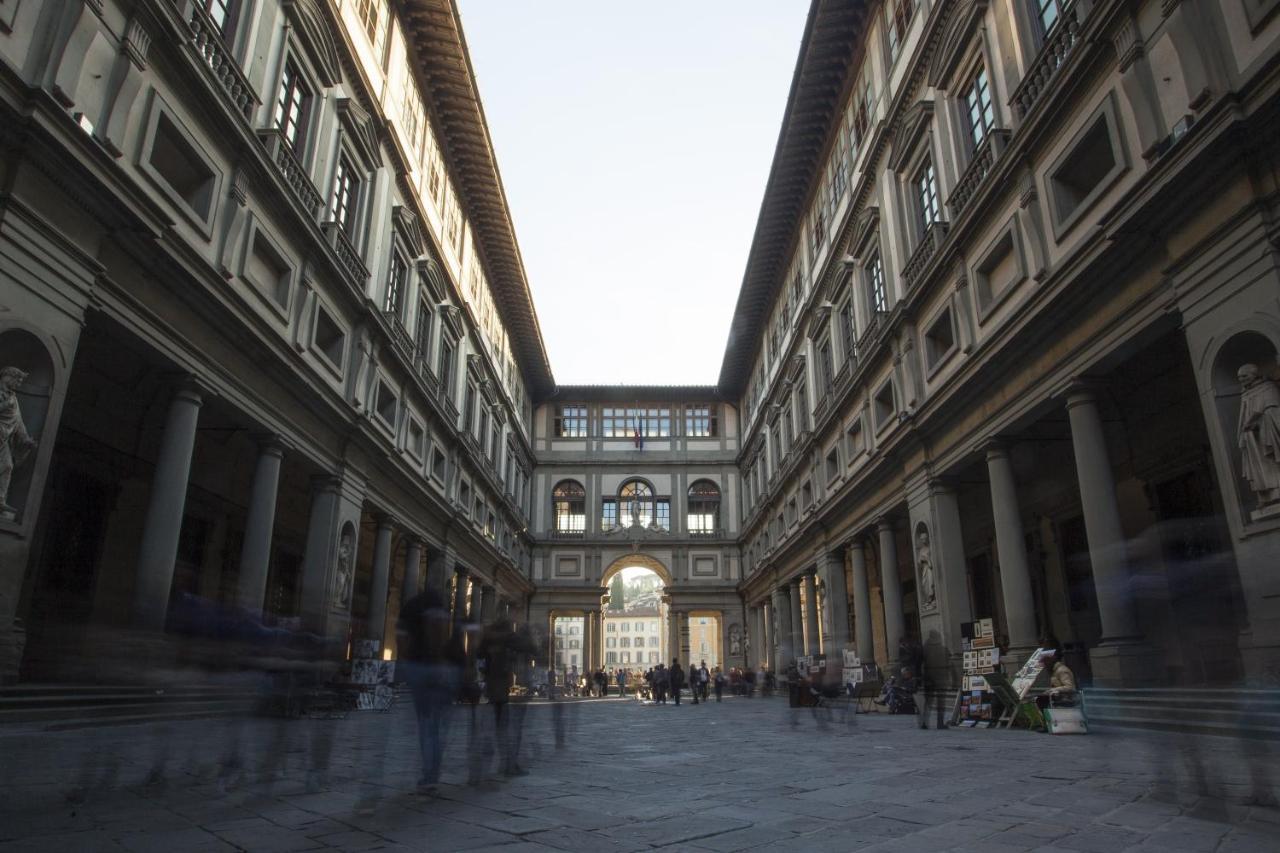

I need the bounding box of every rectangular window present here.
[355,0,388,62]
[917,159,940,232]
[965,64,995,149]
[414,299,432,359]
[868,251,887,315]
[555,405,588,437]
[329,155,358,233]
[684,404,716,437]
[203,0,240,43]
[655,500,670,532]
[838,298,856,363]
[1036,0,1066,36]
[887,0,916,62]
[463,384,476,434]
[383,252,406,317]
[601,498,618,530]
[437,336,455,395]
[274,59,310,153]
[818,338,834,396]
[601,407,670,438]
[401,78,425,155]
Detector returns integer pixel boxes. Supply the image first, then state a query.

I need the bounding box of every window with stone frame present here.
[1033,0,1068,38]
[916,157,941,234]
[687,480,720,534]
[850,73,873,158]
[684,404,717,437]
[202,0,241,44]
[273,58,312,154]
[794,379,809,433]
[886,0,917,63]
[601,498,618,530]
[818,335,835,398]
[400,75,426,157]
[413,297,432,361]
[964,61,996,150]
[354,0,388,64]
[328,154,359,235]
[838,296,856,364]
[463,382,476,434]
[867,250,888,316]
[437,333,455,396]
[555,405,588,437]
[383,250,407,319]
[655,499,671,531]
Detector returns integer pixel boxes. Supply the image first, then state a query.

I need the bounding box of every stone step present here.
[1082,688,1280,740]
[0,682,264,730]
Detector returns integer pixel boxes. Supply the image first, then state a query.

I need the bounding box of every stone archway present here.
[599,552,671,588]
[599,554,670,678]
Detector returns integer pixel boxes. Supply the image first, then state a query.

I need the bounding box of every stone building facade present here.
[2,0,1278,692]
[728,0,1280,688]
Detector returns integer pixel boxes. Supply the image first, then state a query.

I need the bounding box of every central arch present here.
[600,552,672,588]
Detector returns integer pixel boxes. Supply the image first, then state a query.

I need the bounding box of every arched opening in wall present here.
[601,556,669,688]
[687,611,723,672]
[550,614,585,691]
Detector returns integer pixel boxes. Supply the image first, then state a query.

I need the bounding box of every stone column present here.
[235,437,284,616]
[367,517,394,643]
[849,539,874,660]
[985,443,1038,656]
[133,382,203,630]
[1065,388,1140,641]
[586,610,599,671]
[818,548,850,652]
[402,538,423,603]
[425,546,449,597]
[1065,387,1148,684]
[452,568,470,631]
[773,586,793,666]
[877,518,905,670]
[299,476,343,632]
[802,572,820,654]
[470,581,484,627]
[752,605,765,669]
[480,584,496,623]
[789,578,804,658]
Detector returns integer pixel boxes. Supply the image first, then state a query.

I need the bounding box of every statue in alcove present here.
[332,529,354,610]
[728,624,742,656]
[0,367,37,521]
[915,526,937,613]
[1237,363,1280,512]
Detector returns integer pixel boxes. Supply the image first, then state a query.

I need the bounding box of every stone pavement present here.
[2,694,1278,852]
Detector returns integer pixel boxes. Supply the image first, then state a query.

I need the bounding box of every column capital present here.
[982,438,1012,461]
[164,374,205,406]
[454,565,469,577]
[309,473,342,494]
[373,513,397,530]
[844,537,865,555]
[875,516,897,534]
[1059,378,1107,408]
[790,575,804,589]
[250,433,287,457]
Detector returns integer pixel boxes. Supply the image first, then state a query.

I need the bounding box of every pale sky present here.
[457,2,810,385]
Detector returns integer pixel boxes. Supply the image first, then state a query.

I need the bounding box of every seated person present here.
[1034,650,1077,711]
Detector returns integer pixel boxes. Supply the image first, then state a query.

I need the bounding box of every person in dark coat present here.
[478,617,537,776]
[670,659,686,705]
[397,589,465,792]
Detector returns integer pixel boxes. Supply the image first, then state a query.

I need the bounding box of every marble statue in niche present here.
[332,528,354,610]
[728,623,742,656]
[1237,363,1280,517]
[915,526,937,613]
[0,367,37,521]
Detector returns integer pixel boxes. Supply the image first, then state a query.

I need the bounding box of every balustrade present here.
[1010,0,1092,120]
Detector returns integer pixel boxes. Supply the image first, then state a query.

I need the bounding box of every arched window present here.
[552,480,586,534]
[688,480,721,535]
[619,480,654,528]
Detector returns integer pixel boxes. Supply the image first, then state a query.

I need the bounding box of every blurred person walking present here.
[397,587,464,793]
[670,659,686,705]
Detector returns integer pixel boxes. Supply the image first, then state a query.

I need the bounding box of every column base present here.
[1238,626,1280,686]
[1087,638,1158,687]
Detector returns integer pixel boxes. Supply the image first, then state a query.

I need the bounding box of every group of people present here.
[549,665,638,698]
[639,659,728,704]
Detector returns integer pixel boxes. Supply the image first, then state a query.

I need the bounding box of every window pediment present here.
[392,206,425,257]
[927,0,990,89]
[418,258,448,303]
[282,0,342,87]
[889,101,935,173]
[849,206,880,261]
[336,97,381,169]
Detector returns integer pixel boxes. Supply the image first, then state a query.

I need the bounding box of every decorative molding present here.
[282,0,342,86]
[1112,14,1144,72]
[123,16,152,69]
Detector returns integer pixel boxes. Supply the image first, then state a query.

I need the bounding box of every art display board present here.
[348,639,395,712]
[957,618,998,723]
[1010,647,1053,698]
